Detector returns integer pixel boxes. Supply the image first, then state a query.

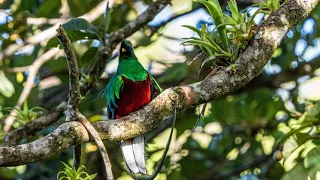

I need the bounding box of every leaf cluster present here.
[57,162,97,180]
[2,102,46,128]
[182,0,284,72]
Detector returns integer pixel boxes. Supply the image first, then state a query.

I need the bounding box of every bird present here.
[103,40,161,174]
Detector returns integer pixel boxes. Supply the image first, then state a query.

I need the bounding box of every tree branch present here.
[3,110,64,146]
[57,25,81,116]
[26,18,66,26]
[57,25,114,180]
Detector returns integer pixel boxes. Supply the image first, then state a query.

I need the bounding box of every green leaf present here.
[182,25,201,36]
[197,0,229,52]
[201,27,225,54]
[80,47,99,66]
[271,0,280,11]
[295,133,313,146]
[0,70,15,97]
[304,146,320,168]
[62,18,97,31]
[47,18,102,47]
[36,0,61,18]
[281,164,309,180]
[199,56,217,72]
[103,2,112,36]
[305,102,320,120]
[57,161,95,180]
[223,14,238,24]
[228,0,240,22]
[183,39,218,53]
[307,163,320,179]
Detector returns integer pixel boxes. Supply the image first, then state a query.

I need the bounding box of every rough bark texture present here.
[0,122,89,166]
[57,25,81,118]
[0,0,319,167]
[3,110,64,146]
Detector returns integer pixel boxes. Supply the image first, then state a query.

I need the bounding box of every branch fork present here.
[57,25,114,180]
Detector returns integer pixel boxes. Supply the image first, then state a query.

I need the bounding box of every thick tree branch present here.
[1,0,318,167]
[3,110,64,146]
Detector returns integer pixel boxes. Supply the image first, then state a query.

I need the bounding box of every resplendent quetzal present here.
[104,40,161,174]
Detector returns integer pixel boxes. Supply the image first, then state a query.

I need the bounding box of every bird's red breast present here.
[115,75,151,119]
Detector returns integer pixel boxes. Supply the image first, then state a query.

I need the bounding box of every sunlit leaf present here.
[228,0,240,22]
[0,71,15,97]
[281,164,309,180]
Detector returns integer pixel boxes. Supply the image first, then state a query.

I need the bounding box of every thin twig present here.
[78,114,114,180]
[56,25,114,180]
[1,66,31,73]
[56,25,80,113]
[26,17,66,25]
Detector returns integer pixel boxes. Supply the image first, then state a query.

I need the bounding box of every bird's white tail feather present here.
[132,135,146,174]
[120,135,146,174]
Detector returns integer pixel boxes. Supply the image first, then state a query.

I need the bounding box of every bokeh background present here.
[0,0,320,179]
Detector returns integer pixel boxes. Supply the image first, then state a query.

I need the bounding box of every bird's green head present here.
[117,40,146,75]
[119,40,135,59]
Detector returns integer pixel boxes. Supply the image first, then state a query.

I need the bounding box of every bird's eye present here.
[121,48,127,53]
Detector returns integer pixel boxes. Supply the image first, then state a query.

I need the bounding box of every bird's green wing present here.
[149,73,163,92]
[105,74,123,119]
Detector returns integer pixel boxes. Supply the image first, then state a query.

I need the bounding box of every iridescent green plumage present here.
[103,41,161,119]
[95,40,168,176]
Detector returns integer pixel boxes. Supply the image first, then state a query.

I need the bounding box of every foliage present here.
[57,162,97,180]
[182,0,283,71]
[3,102,46,128]
[47,18,103,48]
